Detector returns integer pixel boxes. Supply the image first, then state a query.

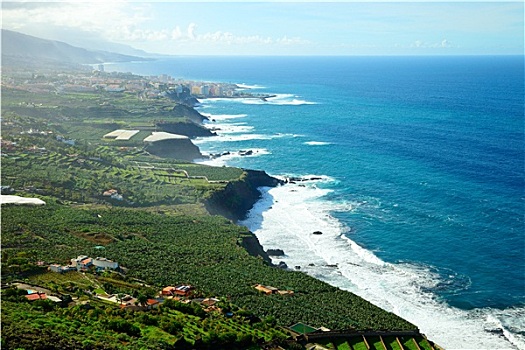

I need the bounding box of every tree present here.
[136,294,148,307]
[116,293,126,305]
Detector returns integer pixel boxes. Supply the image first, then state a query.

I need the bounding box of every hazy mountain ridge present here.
[1,29,151,65]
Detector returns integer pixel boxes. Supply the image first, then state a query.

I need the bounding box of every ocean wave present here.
[242,94,318,106]
[195,148,271,167]
[196,131,305,144]
[200,134,274,142]
[198,93,317,106]
[200,112,248,120]
[305,141,331,146]
[274,173,338,185]
[240,183,524,350]
[205,123,255,134]
[235,83,266,89]
[272,133,306,139]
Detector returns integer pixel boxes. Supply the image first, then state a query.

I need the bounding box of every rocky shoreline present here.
[161,103,338,268]
[204,169,284,221]
[167,100,351,271]
[167,104,287,264]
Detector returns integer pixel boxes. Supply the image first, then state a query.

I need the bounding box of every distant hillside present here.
[1,29,148,65]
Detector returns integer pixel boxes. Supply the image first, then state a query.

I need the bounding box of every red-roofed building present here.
[174,285,194,296]
[26,293,47,301]
[102,189,118,197]
[161,286,177,296]
[146,299,160,309]
[77,258,93,271]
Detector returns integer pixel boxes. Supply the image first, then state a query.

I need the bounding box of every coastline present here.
[191,99,524,350]
[100,58,523,350]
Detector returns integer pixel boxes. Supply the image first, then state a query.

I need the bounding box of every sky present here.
[2,1,524,56]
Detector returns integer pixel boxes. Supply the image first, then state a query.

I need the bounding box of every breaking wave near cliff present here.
[240,180,524,350]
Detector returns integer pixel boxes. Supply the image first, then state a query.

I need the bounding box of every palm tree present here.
[116,293,126,305]
[137,294,148,307]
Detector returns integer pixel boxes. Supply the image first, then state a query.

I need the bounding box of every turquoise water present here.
[107,56,524,348]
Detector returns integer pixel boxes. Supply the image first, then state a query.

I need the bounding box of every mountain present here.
[1,29,150,65]
[58,36,163,58]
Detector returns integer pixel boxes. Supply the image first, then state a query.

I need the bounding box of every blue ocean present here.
[107,56,524,349]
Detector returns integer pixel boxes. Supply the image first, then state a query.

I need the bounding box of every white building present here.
[93,257,119,270]
[49,264,75,273]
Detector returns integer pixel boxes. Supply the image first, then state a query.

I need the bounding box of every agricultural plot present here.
[400,336,421,350]
[383,336,403,350]
[315,338,336,349]
[347,337,369,350]
[368,336,387,350]
[417,336,435,350]
[176,163,244,182]
[311,334,436,350]
[1,140,233,207]
[332,338,351,350]
[27,271,95,291]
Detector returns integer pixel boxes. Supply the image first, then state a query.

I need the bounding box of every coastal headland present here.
[1,57,444,349]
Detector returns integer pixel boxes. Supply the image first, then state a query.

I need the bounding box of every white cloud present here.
[2,2,152,39]
[410,39,456,49]
[2,2,308,51]
[276,36,310,45]
[187,23,197,40]
[112,23,289,47]
[171,27,182,40]
[195,31,296,46]
[440,39,451,48]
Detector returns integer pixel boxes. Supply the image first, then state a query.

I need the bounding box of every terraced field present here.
[309,334,439,350]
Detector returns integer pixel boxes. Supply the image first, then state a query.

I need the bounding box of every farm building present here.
[254,284,279,295]
[93,257,119,270]
[48,264,75,273]
[103,129,140,141]
[0,195,46,206]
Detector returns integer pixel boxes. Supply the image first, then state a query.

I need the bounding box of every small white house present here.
[48,264,75,273]
[93,257,119,270]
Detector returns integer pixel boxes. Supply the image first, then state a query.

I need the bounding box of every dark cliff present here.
[205,169,283,222]
[166,88,199,107]
[239,234,272,264]
[144,138,202,161]
[169,104,208,124]
[157,121,215,138]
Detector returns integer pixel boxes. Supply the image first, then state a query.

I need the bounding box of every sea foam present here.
[305,141,331,146]
[205,123,254,134]
[242,94,318,106]
[200,112,248,120]
[195,148,271,167]
[240,181,524,350]
[235,83,266,89]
